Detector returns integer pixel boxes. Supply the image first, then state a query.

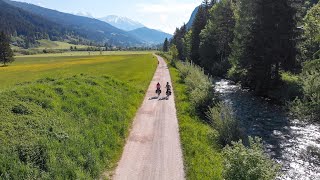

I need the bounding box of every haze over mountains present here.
[99,15,172,44]
[128,27,173,45]
[99,15,144,31]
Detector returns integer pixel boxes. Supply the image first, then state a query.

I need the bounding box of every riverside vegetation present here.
[0,53,157,179]
[167,0,319,122]
[159,52,279,180]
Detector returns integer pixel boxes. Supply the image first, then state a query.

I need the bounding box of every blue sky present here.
[14,0,202,34]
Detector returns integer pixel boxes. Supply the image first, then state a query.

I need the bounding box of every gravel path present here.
[113,55,185,180]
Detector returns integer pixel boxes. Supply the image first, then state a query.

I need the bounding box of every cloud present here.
[136,1,198,14]
[135,0,201,33]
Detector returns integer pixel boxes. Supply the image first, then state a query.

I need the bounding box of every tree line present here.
[165,0,319,96]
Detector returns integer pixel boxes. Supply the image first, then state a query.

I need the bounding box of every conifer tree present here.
[200,0,235,76]
[163,38,169,52]
[190,5,207,65]
[0,32,14,66]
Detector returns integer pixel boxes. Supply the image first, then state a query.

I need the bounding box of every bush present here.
[206,103,242,146]
[176,61,214,117]
[291,59,320,121]
[223,137,280,180]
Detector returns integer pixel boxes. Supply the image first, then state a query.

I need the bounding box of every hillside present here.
[99,15,144,31]
[5,0,143,47]
[128,27,172,45]
[186,6,199,29]
[0,0,78,47]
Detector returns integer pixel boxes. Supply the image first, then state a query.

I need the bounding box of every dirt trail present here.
[112,55,185,180]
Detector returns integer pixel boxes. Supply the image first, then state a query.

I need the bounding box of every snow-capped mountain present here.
[99,15,144,31]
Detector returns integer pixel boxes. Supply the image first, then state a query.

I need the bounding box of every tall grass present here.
[176,61,214,117]
[0,75,145,179]
[169,65,223,180]
[206,103,242,146]
[0,53,157,179]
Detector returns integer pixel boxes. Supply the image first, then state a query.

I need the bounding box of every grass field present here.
[0,53,157,179]
[35,40,93,50]
[15,51,155,58]
[1,53,156,90]
[168,61,223,179]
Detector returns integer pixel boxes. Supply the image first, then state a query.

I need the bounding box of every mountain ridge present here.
[128,27,172,45]
[186,6,199,29]
[99,15,144,31]
[5,0,144,47]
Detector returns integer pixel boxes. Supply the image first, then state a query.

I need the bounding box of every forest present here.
[166,0,320,121]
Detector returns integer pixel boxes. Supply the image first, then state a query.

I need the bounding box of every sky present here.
[13,0,203,34]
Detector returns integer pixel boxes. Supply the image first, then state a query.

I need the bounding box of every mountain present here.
[75,11,94,18]
[0,0,76,43]
[186,6,199,29]
[99,15,144,31]
[5,0,143,47]
[128,27,172,45]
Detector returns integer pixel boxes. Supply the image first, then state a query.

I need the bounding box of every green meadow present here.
[0,53,157,179]
[1,53,156,89]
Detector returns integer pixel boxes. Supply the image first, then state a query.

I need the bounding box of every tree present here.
[163,38,169,52]
[189,1,213,65]
[228,0,256,82]
[199,0,235,76]
[229,0,298,95]
[0,32,14,66]
[300,2,320,62]
[183,30,193,61]
[70,46,74,50]
[171,24,187,59]
[169,45,179,66]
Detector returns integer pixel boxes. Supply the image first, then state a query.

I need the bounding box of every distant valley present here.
[1,0,172,48]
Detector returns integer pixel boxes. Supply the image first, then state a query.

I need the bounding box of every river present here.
[215,79,320,180]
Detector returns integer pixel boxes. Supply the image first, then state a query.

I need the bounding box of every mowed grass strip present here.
[0,54,157,90]
[0,54,157,179]
[169,66,223,179]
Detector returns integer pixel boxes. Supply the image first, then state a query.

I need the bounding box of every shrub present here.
[291,59,320,121]
[223,137,280,180]
[206,103,242,146]
[12,104,32,115]
[176,61,214,117]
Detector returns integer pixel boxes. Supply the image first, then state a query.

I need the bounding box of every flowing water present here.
[215,79,320,180]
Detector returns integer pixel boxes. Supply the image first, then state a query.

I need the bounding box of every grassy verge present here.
[161,53,280,179]
[168,64,223,179]
[0,53,157,179]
